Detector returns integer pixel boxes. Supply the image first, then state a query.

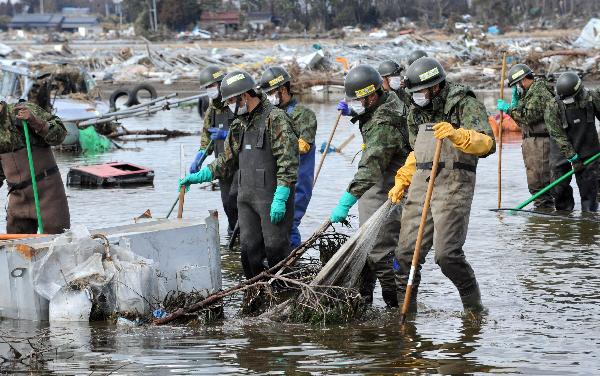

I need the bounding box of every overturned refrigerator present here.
[0,214,221,322]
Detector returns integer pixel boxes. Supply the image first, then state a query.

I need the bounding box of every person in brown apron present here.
[0,101,70,234]
[388,57,495,314]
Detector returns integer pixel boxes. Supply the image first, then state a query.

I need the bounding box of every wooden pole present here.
[400,138,443,324]
[177,144,185,219]
[497,52,507,209]
[314,111,342,185]
[336,134,355,153]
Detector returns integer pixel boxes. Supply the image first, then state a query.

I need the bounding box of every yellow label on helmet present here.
[268,75,285,87]
[212,71,225,79]
[574,79,581,91]
[355,84,376,98]
[419,67,439,82]
[511,69,525,80]
[226,73,245,85]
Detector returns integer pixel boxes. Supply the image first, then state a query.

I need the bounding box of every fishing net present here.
[153,200,398,326]
[264,200,397,324]
[78,126,112,154]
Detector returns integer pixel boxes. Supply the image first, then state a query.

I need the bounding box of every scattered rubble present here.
[1,22,599,97]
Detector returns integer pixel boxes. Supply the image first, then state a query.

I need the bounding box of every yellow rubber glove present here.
[433,122,493,156]
[388,151,416,203]
[299,138,311,154]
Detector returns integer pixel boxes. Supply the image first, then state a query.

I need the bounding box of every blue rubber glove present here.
[510,86,519,108]
[270,186,290,224]
[337,100,351,116]
[319,141,336,154]
[189,149,205,174]
[178,166,213,192]
[208,127,228,140]
[496,99,510,113]
[330,191,358,223]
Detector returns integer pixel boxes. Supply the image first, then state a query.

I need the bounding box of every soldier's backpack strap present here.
[257,101,274,149]
[586,92,594,124]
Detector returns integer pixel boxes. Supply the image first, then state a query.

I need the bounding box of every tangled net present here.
[155,201,395,326]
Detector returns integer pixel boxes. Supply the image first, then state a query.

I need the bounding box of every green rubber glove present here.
[496,99,510,113]
[510,85,519,108]
[270,186,291,224]
[178,166,213,192]
[330,191,358,223]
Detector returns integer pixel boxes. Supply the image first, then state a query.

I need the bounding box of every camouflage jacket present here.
[393,87,412,113]
[0,102,66,154]
[208,95,299,187]
[546,88,600,159]
[200,99,232,155]
[284,98,317,145]
[407,81,496,156]
[348,91,412,198]
[508,79,554,136]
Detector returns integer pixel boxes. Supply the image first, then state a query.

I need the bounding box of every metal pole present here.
[40,0,44,14]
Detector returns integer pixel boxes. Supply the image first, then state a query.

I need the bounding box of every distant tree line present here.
[241,0,600,31]
[2,0,599,32]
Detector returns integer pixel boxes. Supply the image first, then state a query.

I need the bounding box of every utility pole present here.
[147,0,158,32]
[39,0,44,14]
[152,0,158,31]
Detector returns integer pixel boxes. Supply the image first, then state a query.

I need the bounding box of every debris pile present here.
[3,23,599,92]
[32,226,164,322]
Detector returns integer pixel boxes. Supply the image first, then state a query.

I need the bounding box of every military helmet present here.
[378,60,403,77]
[344,65,383,100]
[259,66,291,92]
[404,57,446,93]
[220,70,256,101]
[507,63,533,87]
[407,50,428,66]
[199,65,227,88]
[555,72,583,99]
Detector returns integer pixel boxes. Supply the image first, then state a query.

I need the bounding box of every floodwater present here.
[1,94,600,375]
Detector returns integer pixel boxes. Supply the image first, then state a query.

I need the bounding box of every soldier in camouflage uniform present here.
[546,72,600,211]
[389,58,495,313]
[0,101,70,234]
[497,64,554,209]
[191,66,238,234]
[329,65,412,308]
[378,59,412,109]
[179,70,298,279]
[259,66,318,248]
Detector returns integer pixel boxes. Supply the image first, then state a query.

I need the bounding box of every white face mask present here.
[412,92,430,107]
[267,94,280,106]
[349,100,365,115]
[562,96,575,104]
[389,76,402,91]
[516,85,524,96]
[228,100,248,115]
[207,87,219,100]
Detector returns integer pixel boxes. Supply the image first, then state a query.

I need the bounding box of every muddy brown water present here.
[1,95,599,375]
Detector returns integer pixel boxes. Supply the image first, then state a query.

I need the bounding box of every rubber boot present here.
[382,289,399,308]
[460,285,486,315]
[359,266,376,306]
[581,199,598,212]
